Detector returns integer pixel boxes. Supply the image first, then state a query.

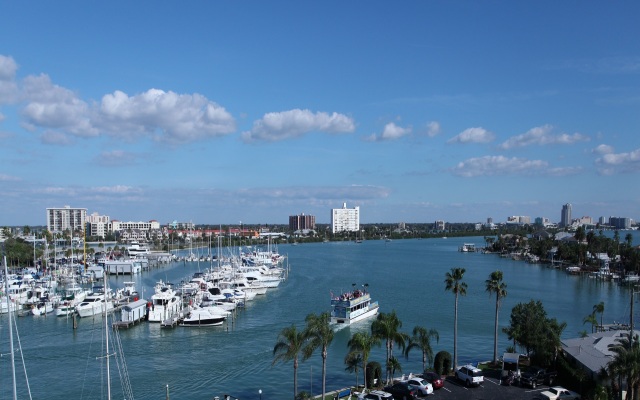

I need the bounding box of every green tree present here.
[371,310,408,384]
[347,331,380,390]
[273,324,306,399]
[607,333,640,400]
[344,352,363,388]
[486,270,507,365]
[583,313,598,334]
[593,302,605,330]
[404,326,439,372]
[387,356,402,381]
[445,267,467,369]
[303,312,334,400]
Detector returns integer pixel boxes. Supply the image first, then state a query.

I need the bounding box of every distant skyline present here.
[1,2,639,226]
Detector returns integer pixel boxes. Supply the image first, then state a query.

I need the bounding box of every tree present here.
[347,331,380,390]
[445,267,467,369]
[607,333,640,400]
[486,270,507,365]
[272,324,306,399]
[404,326,439,372]
[593,302,605,330]
[583,313,598,334]
[344,352,363,388]
[387,356,402,381]
[303,312,334,400]
[371,310,408,384]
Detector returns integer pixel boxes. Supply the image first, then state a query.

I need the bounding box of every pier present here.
[160,306,190,328]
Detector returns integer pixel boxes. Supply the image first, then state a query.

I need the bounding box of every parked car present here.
[423,371,444,389]
[356,390,394,400]
[455,364,484,387]
[540,386,581,400]
[382,382,420,400]
[520,366,558,388]
[403,377,433,395]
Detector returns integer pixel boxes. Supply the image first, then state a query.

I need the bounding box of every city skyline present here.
[1,2,639,226]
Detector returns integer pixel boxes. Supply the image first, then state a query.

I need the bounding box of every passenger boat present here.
[330,284,379,325]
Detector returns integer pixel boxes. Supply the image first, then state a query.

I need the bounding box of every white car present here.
[455,364,484,387]
[357,390,394,400]
[404,377,433,395]
[540,386,581,400]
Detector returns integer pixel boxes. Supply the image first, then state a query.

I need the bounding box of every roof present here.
[562,329,640,374]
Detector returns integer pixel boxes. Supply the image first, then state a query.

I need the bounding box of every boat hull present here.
[331,306,379,325]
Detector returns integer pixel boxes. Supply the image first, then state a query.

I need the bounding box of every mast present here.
[4,256,17,400]
[105,275,111,400]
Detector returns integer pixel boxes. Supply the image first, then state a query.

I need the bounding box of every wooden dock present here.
[161,307,190,328]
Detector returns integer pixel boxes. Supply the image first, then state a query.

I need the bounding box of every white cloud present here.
[0,55,20,104]
[40,130,74,145]
[450,155,549,177]
[99,89,235,143]
[499,124,590,150]
[365,122,412,142]
[22,74,98,137]
[424,121,440,137]
[595,147,640,174]
[448,127,495,144]
[593,144,614,155]
[0,173,21,182]
[241,109,355,142]
[94,150,139,167]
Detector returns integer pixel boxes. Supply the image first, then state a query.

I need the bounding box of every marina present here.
[0,234,639,400]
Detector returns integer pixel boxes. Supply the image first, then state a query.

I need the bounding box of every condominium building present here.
[46,206,87,234]
[289,213,316,232]
[87,212,110,238]
[331,203,360,233]
[561,203,572,228]
[111,220,161,232]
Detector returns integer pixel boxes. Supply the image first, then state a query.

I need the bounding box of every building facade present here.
[561,203,572,227]
[331,203,360,233]
[46,206,87,234]
[289,213,316,232]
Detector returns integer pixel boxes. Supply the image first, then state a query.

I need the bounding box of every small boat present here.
[459,243,476,252]
[31,300,55,316]
[76,286,115,318]
[330,283,379,325]
[180,306,227,327]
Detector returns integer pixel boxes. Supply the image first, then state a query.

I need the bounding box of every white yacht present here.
[126,241,150,257]
[330,284,379,325]
[76,286,115,318]
[180,306,227,327]
[148,281,182,323]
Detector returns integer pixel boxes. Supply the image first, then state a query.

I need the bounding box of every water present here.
[1,235,638,400]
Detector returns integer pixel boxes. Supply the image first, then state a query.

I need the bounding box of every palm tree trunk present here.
[294,358,298,398]
[454,293,459,369]
[322,350,327,400]
[493,294,499,364]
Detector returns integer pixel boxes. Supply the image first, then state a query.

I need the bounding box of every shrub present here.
[433,351,452,376]
[366,361,383,388]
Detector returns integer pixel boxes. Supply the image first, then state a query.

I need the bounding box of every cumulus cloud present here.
[365,122,412,142]
[94,150,139,167]
[40,130,74,145]
[99,89,235,143]
[22,74,98,137]
[499,124,590,150]
[0,55,20,103]
[241,109,355,142]
[448,127,495,144]
[0,173,21,181]
[423,121,440,137]
[450,155,549,177]
[595,146,640,175]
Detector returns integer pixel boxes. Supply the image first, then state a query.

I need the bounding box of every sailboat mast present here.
[105,276,111,400]
[4,256,17,400]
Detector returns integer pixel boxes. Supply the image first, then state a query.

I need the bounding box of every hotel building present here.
[331,203,360,234]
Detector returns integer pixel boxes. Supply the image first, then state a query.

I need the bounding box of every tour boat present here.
[330,284,379,325]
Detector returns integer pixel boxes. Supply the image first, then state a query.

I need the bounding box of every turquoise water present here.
[1,235,638,400]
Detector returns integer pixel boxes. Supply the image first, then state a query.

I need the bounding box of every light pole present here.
[258,389,262,400]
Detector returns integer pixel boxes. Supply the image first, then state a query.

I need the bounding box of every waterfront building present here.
[609,216,631,230]
[506,216,531,225]
[331,203,360,233]
[289,213,316,232]
[561,203,572,228]
[46,205,87,234]
[434,220,445,231]
[87,212,110,238]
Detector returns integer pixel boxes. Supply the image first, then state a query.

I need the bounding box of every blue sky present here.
[1,2,639,226]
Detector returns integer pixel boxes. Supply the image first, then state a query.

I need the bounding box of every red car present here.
[423,371,444,389]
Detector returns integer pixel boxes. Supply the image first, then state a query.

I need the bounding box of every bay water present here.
[1,234,638,400]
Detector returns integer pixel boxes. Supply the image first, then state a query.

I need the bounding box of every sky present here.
[1,1,639,226]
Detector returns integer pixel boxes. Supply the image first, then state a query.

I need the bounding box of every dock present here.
[161,307,190,328]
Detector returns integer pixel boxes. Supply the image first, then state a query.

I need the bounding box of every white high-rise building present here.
[331,203,360,234]
[46,206,87,234]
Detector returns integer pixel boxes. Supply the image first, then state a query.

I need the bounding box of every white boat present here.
[330,284,379,325]
[31,300,55,316]
[76,286,115,318]
[459,243,476,252]
[0,296,17,314]
[148,280,182,323]
[104,259,143,275]
[180,306,227,327]
[126,241,150,257]
[55,281,91,317]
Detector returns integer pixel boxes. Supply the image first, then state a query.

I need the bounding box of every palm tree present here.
[303,312,334,400]
[404,326,439,372]
[344,352,363,388]
[445,267,467,369]
[485,270,507,365]
[371,310,409,384]
[387,356,402,381]
[347,331,380,390]
[273,324,307,399]
[583,313,598,334]
[593,302,605,330]
[607,333,640,400]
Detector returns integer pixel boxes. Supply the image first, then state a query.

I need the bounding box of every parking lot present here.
[427,375,557,400]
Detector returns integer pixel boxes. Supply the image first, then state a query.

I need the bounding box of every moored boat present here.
[330,284,379,325]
